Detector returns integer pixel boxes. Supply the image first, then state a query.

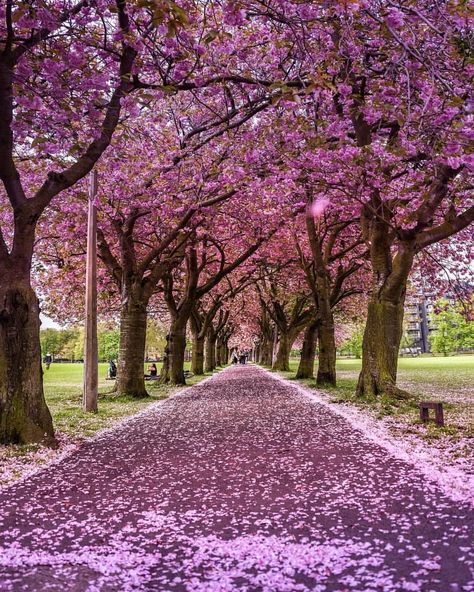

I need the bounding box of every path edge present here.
[0,367,230,492]
[256,364,474,509]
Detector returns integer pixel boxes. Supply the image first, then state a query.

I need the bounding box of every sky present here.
[40,314,61,329]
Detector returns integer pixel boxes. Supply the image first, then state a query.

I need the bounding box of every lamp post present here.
[83,170,98,412]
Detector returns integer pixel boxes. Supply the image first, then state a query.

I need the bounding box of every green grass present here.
[42,361,216,439]
[284,355,474,390]
[275,355,474,436]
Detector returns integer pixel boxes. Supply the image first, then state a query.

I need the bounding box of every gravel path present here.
[0,365,472,592]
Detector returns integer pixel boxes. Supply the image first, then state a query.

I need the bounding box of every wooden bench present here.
[419,401,444,427]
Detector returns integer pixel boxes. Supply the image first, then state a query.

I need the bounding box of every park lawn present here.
[42,361,213,438]
[279,354,474,440]
[1,362,223,487]
[286,355,474,391]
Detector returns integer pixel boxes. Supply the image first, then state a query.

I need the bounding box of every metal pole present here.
[83,170,98,412]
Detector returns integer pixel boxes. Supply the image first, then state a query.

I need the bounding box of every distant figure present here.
[239,353,246,365]
[108,360,117,379]
[44,354,52,370]
[231,351,238,365]
[148,363,157,377]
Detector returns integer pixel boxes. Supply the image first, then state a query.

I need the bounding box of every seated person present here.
[148,363,158,377]
[108,360,117,379]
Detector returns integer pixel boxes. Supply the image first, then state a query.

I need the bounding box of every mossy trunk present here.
[116,301,148,398]
[316,313,336,387]
[356,204,414,399]
[356,297,406,398]
[192,335,205,376]
[162,319,187,385]
[205,329,216,373]
[272,332,291,371]
[224,342,229,363]
[254,344,261,363]
[215,338,223,367]
[216,339,227,366]
[159,334,170,382]
[171,327,187,385]
[260,339,273,366]
[0,283,54,444]
[296,322,318,379]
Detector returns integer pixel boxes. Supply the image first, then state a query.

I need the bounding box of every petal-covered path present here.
[0,365,473,592]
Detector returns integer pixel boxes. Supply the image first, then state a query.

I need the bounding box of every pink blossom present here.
[308,198,330,218]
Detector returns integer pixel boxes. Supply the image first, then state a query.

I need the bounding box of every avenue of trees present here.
[0,0,472,443]
[39,321,167,362]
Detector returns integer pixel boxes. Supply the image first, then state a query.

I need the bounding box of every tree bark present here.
[215,338,223,367]
[356,203,414,398]
[116,300,148,398]
[356,295,407,398]
[161,318,187,385]
[272,332,292,371]
[0,281,54,444]
[170,325,187,384]
[216,337,228,367]
[205,329,216,373]
[316,312,337,386]
[224,341,230,364]
[255,344,261,364]
[159,334,170,382]
[260,338,273,366]
[191,334,205,375]
[296,321,318,379]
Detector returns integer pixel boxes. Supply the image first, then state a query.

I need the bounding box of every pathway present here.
[0,365,473,591]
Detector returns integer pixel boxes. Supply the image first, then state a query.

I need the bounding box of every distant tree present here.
[431,299,474,355]
[340,323,364,359]
[40,328,81,360]
[40,329,62,359]
[98,328,121,363]
[145,320,167,361]
[73,329,85,361]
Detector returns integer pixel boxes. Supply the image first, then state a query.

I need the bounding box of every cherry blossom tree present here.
[160,219,278,384]
[0,0,141,443]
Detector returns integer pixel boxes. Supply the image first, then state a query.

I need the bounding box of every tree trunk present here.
[296,322,318,379]
[216,339,227,366]
[205,329,216,373]
[224,342,229,364]
[356,207,414,398]
[159,334,170,382]
[272,332,291,371]
[0,282,54,444]
[316,312,337,387]
[356,296,407,398]
[259,338,273,366]
[160,317,187,385]
[116,301,148,398]
[191,334,205,375]
[255,344,261,364]
[220,342,227,365]
[215,338,222,367]
[171,327,187,384]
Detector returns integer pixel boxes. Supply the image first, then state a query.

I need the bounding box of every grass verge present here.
[0,362,224,487]
[271,355,474,443]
